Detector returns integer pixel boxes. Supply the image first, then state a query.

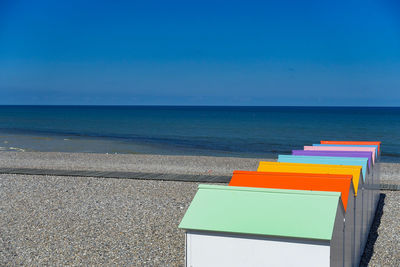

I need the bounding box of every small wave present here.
[9,147,26,152]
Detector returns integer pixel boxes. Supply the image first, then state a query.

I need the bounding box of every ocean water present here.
[0,106,399,162]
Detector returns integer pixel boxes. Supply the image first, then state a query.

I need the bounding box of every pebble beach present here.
[1,152,399,266]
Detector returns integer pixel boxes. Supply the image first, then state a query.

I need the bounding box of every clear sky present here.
[0,0,399,106]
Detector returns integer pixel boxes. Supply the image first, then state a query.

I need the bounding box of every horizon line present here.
[0,104,399,108]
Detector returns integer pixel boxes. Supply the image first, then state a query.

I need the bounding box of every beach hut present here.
[277,155,370,254]
[304,145,377,163]
[229,170,355,267]
[278,155,368,184]
[292,150,372,171]
[257,161,364,265]
[320,141,381,156]
[179,184,346,267]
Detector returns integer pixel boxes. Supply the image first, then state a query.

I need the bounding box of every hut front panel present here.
[186,231,330,267]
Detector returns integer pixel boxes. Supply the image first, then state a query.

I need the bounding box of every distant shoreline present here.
[0,131,286,160]
[1,131,400,163]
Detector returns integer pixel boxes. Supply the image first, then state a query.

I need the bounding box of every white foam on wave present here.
[9,147,26,152]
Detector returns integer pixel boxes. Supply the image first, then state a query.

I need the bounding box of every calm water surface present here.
[0,106,399,162]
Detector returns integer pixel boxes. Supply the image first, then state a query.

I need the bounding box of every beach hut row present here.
[179,140,381,267]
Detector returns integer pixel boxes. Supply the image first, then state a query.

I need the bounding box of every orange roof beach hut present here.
[229,170,356,267]
[257,161,365,264]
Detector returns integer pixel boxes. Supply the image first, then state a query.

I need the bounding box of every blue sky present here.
[0,0,399,105]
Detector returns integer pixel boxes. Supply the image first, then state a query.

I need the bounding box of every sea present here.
[0,106,399,162]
